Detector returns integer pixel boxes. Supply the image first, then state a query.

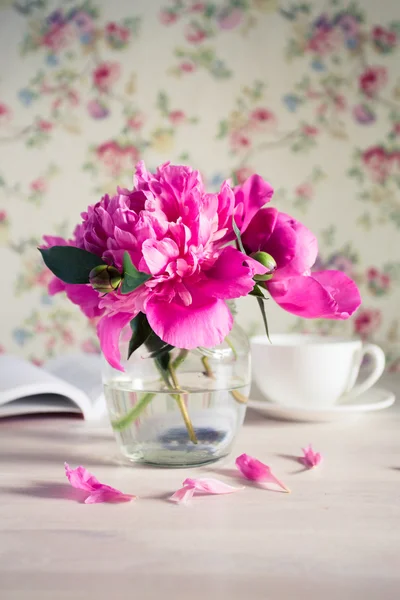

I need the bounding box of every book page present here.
[0,355,90,417]
[44,353,105,418]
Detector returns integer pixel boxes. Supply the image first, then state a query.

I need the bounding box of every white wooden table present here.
[1,375,399,600]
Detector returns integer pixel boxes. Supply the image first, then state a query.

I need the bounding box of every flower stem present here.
[201,352,248,405]
[168,361,198,444]
[172,393,198,444]
[111,392,155,432]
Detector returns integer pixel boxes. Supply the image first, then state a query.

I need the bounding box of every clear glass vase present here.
[103,321,250,467]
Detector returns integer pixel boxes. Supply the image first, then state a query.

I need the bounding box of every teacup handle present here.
[342,343,386,400]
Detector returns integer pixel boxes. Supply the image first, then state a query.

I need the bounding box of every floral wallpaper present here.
[0,0,399,371]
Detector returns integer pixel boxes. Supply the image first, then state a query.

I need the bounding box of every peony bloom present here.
[239,198,361,319]
[47,162,266,369]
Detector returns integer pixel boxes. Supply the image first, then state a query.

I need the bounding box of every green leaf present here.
[256,296,271,343]
[121,252,151,294]
[232,217,246,254]
[127,313,152,359]
[250,283,267,298]
[39,246,105,284]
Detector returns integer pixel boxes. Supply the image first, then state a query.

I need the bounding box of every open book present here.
[0,354,106,420]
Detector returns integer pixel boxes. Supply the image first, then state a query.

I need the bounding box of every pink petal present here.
[64,463,135,503]
[145,293,233,349]
[311,271,361,319]
[271,213,318,277]
[170,486,196,504]
[235,454,290,493]
[267,275,337,318]
[241,207,279,254]
[85,491,134,504]
[300,445,323,469]
[142,238,180,275]
[200,246,266,299]
[64,284,103,319]
[183,478,243,495]
[97,311,134,371]
[234,174,274,233]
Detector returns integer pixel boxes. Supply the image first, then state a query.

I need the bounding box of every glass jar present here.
[103,321,250,467]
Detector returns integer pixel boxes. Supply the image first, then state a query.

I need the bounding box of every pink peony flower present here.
[354,308,382,338]
[239,198,361,319]
[59,162,267,370]
[359,66,388,97]
[93,62,121,92]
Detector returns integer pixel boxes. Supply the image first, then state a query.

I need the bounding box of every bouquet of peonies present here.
[40,161,361,372]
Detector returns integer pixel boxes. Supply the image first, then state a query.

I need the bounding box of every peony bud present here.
[250,251,277,282]
[89,264,122,293]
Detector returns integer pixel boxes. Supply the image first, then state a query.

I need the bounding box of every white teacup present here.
[251,334,386,409]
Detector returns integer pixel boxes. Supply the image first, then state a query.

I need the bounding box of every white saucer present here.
[248,386,395,423]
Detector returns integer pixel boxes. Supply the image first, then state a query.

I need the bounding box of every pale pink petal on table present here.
[64,463,136,503]
[300,445,323,469]
[235,453,290,493]
[170,486,196,504]
[184,478,243,495]
[170,478,242,504]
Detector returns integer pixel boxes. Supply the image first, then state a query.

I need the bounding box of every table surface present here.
[1,375,400,600]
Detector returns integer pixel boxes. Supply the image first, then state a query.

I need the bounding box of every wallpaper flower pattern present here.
[0,0,399,370]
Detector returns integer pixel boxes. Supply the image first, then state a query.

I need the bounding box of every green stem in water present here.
[168,361,198,444]
[172,349,189,371]
[202,352,248,405]
[111,392,155,432]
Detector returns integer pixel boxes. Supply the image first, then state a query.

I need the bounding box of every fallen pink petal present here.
[64,463,136,504]
[235,453,290,493]
[300,445,323,469]
[170,477,242,504]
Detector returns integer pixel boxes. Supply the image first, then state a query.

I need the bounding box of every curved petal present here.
[234,174,274,233]
[48,276,66,296]
[241,207,278,254]
[311,270,361,318]
[200,246,266,300]
[271,213,318,277]
[97,311,134,371]
[65,284,103,319]
[146,294,233,349]
[267,275,337,318]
